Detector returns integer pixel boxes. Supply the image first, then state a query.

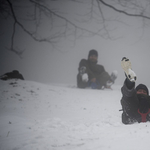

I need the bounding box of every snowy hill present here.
[0,80,150,150]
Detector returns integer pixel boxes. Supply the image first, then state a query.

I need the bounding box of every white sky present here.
[1,0,150,87]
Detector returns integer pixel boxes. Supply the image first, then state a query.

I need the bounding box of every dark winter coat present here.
[121,78,150,124]
[77,59,110,88]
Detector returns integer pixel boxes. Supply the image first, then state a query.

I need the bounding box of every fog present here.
[1,1,150,87]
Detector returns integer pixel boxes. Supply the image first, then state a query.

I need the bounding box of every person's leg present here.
[96,71,111,88]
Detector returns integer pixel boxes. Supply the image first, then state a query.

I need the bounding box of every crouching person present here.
[77,49,117,89]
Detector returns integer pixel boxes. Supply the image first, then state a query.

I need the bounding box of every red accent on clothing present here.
[138,109,150,122]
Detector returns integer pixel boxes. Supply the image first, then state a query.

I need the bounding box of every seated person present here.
[0,70,24,80]
[77,49,117,89]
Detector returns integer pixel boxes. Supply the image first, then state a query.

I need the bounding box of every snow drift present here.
[0,80,150,150]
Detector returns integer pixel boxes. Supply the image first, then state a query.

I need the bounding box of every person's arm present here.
[121,78,136,98]
[125,77,135,90]
[78,59,95,80]
[121,78,139,118]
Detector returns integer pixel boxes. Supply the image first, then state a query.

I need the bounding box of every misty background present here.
[1,0,150,87]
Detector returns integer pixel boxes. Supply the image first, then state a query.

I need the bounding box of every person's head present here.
[88,49,98,63]
[136,84,149,95]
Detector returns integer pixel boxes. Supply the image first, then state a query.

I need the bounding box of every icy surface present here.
[0,80,150,150]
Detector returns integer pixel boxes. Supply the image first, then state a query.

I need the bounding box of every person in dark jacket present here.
[0,70,24,80]
[77,49,117,89]
[121,57,150,124]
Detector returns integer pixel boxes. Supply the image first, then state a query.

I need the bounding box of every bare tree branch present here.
[4,0,107,57]
[99,0,150,19]
[30,0,103,36]
[96,0,112,39]
[1,0,150,57]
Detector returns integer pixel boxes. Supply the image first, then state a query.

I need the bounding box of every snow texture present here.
[0,79,150,150]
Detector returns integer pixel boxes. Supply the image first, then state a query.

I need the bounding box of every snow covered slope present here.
[0,80,150,150]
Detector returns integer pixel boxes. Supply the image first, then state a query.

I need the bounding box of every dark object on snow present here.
[0,70,24,80]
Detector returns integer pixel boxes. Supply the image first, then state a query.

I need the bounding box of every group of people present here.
[1,49,150,125]
[77,49,150,125]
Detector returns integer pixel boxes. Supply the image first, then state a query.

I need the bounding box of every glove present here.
[121,57,137,82]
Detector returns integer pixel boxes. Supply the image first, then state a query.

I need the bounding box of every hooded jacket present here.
[77,57,111,89]
[78,59,105,80]
[121,78,150,124]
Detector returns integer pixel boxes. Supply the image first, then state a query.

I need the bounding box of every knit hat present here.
[88,49,98,58]
[136,84,149,95]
